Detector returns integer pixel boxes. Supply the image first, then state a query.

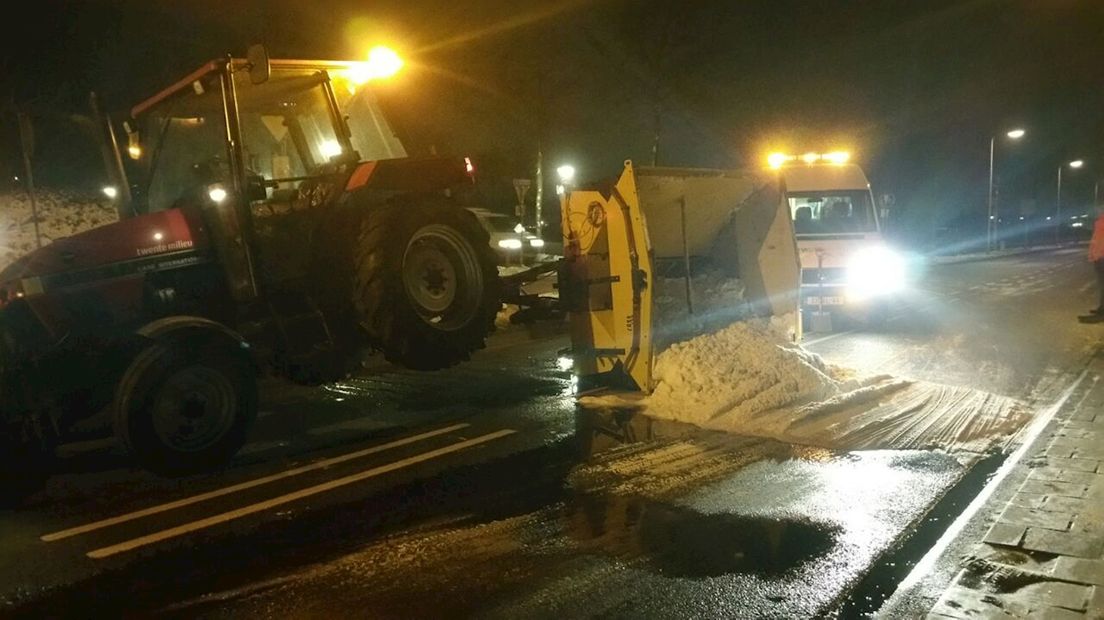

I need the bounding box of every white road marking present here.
[42,423,471,542]
[893,366,1092,594]
[86,428,516,559]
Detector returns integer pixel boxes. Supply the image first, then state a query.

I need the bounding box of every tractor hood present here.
[0,209,207,295]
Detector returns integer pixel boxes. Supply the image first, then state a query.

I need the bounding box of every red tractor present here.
[0,49,500,502]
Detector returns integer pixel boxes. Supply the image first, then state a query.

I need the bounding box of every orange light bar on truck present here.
[767,151,851,169]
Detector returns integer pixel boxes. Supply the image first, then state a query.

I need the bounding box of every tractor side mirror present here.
[247,44,270,85]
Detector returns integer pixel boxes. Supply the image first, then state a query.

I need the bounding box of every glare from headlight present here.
[498,239,523,250]
[846,246,906,301]
[208,186,228,203]
[529,238,545,248]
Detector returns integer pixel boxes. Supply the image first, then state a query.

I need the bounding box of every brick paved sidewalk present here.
[929,363,1104,619]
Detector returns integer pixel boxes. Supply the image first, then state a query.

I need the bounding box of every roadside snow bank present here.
[0,189,117,271]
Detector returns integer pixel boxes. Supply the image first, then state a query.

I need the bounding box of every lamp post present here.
[555,164,576,245]
[988,128,1026,252]
[1056,159,1084,244]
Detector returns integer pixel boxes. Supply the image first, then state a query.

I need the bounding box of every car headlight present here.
[498,239,523,250]
[529,238,545,248]
[845,246,906,301]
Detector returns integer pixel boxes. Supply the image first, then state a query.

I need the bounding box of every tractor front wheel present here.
[114,342,257,476]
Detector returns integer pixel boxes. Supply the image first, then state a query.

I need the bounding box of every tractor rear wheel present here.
[114,342,257,476]
[352,200,499,370]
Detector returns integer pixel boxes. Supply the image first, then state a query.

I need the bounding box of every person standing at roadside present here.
[1086,203,1104,318]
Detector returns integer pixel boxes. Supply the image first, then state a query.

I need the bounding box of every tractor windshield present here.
[133,64,406,214]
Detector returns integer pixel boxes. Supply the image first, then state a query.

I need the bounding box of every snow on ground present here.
[581,313,1030,454]
[0,189,117,271]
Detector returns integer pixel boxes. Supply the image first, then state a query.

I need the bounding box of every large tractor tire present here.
[114,341,257,476]
[352,199,499,370]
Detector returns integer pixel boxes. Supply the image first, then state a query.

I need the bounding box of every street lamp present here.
[987,128,1026,251]
[1056,159,1085,244]
[555,163,576,197]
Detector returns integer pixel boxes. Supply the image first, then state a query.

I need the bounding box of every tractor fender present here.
[135,316,253,364]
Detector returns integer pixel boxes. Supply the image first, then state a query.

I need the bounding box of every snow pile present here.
[0,189,117,270]
[647,319,838,423]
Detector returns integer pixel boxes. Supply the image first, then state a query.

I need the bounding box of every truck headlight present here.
[846,246,906,301]
[529,238,545,248]
[498,239,523,250]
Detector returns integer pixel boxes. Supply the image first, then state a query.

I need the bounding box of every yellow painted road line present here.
[42,423,471,542]
[86,429,516,559]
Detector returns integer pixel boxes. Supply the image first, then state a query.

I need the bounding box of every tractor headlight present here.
[498,239,523,250]
[845,246,906,301]
[208,185,228,203]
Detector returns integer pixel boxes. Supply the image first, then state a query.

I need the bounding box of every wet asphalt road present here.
[1,247,1099,618]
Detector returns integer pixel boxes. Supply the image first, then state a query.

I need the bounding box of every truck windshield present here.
[788,191,877,236]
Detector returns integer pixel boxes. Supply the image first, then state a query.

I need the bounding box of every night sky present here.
[2,0,1103,246]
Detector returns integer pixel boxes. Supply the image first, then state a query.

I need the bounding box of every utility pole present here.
[987,136,995,251]
[1056,164,1063,245]
[16,112,42,250]
[534,144,544,236]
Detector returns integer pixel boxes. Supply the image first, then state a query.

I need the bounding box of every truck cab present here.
[773,153,905,328]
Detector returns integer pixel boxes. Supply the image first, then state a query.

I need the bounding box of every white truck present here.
[771,153,905,329]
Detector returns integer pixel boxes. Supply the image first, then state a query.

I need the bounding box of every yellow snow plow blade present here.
[562,161,800,393]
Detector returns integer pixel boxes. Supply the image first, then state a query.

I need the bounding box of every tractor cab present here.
[124,58,407,217]
[117,57,412,302]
